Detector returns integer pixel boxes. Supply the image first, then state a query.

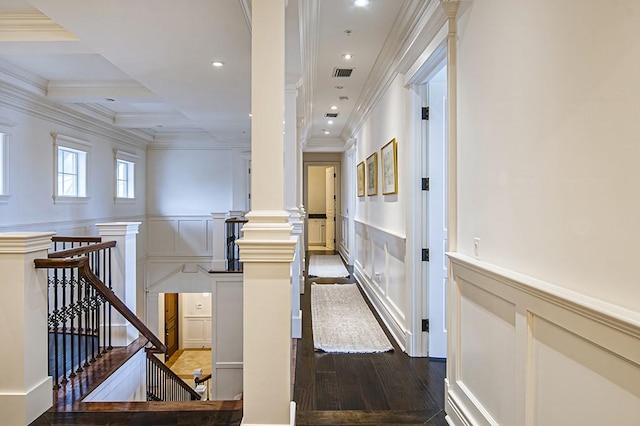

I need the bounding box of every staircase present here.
[30,236,243,425]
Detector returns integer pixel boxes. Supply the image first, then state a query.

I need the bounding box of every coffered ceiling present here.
[0,0,421,150]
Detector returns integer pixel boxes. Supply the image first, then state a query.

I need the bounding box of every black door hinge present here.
[422,107,429,120]
[334,173,336,178]
[422,178,429,191]
[422,248,429,262]
[422,319,430,332]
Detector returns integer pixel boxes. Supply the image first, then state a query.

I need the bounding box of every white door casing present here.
[325,166,336,250]
[426,65,448,358]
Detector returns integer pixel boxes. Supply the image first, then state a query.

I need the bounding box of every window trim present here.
[53,133,92,204]
[114,149,138,203]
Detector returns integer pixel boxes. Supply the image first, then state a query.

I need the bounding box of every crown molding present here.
[115,112,194,129]
[0,78,150,149]
[0,57,47,95]
[148,132,250,150]
[239,0,252,34]
[341,0,447,141]
[0,14,77,41]
[47,79,157,102]
[303,137,349,153]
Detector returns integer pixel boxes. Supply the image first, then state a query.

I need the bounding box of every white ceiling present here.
[0,0,409,149]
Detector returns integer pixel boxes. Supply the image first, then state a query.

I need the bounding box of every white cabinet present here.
[308,219,326,245]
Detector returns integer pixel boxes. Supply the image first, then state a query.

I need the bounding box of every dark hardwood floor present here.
[295,251,447,425]
[32,250,446,425]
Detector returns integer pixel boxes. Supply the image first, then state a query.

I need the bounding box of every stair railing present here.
[146,348,201,401]
[36,237,200,401]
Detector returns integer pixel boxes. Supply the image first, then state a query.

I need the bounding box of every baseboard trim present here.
[292,309,302,339]
[354,263,406,352]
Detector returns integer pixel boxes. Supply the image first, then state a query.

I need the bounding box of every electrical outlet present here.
[474,237,481,258]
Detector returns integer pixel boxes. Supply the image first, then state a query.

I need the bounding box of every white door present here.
[426,66,447,358]
[325,166,336,250]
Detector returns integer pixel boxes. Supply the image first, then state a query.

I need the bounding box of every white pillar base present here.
[0,232,55,425]
[0,376,52,426]
[241,401,297,426]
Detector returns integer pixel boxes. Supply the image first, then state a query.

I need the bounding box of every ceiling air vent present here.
[333,67,354,77]
[325,113,339,118]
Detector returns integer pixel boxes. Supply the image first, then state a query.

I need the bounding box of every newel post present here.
[0,232,55,425]
[96,222,141,346]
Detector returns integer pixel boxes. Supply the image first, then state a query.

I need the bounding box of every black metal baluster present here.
[51,269,60,389]
[94,249,102,359]
[108,246,113,350]
[90,283,96,363]
[60,268,69,385]
[102,245,108,354]
[68,269,76,378]
[76,275,84,373]
[83,276,90,369]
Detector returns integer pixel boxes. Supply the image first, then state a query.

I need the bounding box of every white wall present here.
[83,348,146,402]
[352,74,413,350]
[180,292,212,349]
[307,166,326,214]
[456,0,640,312]
[0,100,146,233]
[446,0,640,424]
[146,147,234,215]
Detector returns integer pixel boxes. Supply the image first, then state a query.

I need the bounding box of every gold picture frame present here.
[366,152,378,196]
[381,138,398,195]
[357,161,365,197]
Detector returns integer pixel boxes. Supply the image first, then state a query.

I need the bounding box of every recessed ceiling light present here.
[212,61,224,67]
[327,120,334,125]
[249,113,252,117]
[342,53,353,60]
[354,0,369,7]
[330,105,338,110]
[105,98,115,102]
[335,86,344,90]
[324,130,330,135]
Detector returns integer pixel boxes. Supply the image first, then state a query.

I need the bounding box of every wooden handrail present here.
[48,241,117,259]
[194,373,212,385]
[34,257,166,352]
[146,348,201,400]
[52,236,103,243]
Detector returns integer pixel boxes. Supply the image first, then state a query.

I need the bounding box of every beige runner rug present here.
[311,283,393,353]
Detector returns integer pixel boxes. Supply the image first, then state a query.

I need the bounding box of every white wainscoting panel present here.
[338,214,349,261]
[447,253,640,426]
[353,220,408,351]
[83,349,145,402]
[147,215,216,257]
[183,316,212,348]
[210,272,243,400]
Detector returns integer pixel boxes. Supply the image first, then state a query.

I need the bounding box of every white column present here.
[237,1,296,424]
[285,81,303,338]
[211,212,227,271]
[297,141,306,296]
[96,222,141,346]
[0,233,54,425]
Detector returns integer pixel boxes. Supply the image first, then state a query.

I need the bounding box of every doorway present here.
[164,293,179,360]
[306,165,337,251]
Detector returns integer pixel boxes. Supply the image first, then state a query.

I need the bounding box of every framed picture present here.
[366,152,378,196]
[357,161,365,197]
[381,138,398,194]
